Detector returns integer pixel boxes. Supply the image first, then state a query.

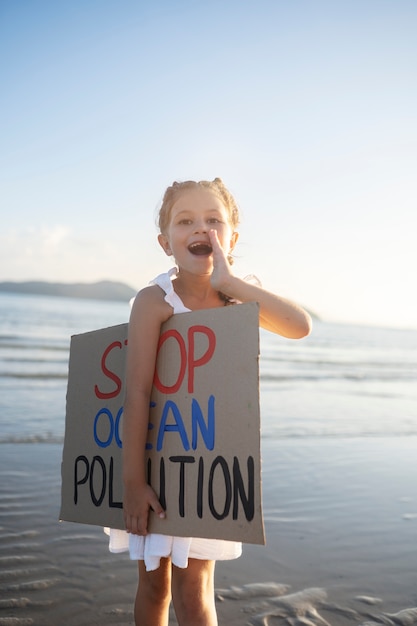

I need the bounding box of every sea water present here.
[1,291,416,444]
[1,291,417,622]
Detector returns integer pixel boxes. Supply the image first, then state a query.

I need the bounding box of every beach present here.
[1,293,417,625]
[1,437,417,625]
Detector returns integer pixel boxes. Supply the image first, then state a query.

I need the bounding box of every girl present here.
[109,178,312,626]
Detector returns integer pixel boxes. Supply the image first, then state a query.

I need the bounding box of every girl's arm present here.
[122,287,172,535]
[209,229,312,339]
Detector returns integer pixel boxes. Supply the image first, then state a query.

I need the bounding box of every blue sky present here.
[1,0,416,328]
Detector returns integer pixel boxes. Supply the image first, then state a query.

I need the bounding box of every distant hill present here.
[0,280,137,302]
[0,279,320,320]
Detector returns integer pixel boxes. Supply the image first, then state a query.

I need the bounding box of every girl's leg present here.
[134,557,172,626]
[171,558,217,626]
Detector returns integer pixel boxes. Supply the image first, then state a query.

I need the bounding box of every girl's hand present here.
[208,229,234,293]
[209,228,312,338]
[123,482,165,535]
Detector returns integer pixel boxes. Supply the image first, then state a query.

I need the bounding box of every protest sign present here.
[60,302,264,544]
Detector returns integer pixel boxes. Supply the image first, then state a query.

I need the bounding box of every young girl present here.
[108,178,312,626]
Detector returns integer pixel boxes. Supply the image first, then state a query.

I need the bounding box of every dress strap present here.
[150,267,191,314]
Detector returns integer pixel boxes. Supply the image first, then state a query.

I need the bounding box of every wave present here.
[0,434,64,444]
[260,371,417,383]
[3,428,417,445]
[2,357,68,365]
[262,355,417,368]
[0,340,69,351]
[1,369,414,383]
[261,428,417,440]
[0,372,68,380]
[1,363,414,383]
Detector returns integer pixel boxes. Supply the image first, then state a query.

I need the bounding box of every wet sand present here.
[1,437,417,625]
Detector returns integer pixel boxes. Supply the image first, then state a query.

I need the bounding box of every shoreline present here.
[1,437,417,625]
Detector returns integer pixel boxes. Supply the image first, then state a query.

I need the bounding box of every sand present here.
[1,437,417,625]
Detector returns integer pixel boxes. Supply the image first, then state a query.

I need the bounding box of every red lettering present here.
[153,325,216,394]
[94,341,123,399]
[153,329,187,393]
[187,326,216,393]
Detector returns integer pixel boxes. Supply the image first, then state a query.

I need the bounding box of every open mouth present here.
[188,242,213,256]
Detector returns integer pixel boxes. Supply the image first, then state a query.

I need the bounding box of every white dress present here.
[105,268,242,571]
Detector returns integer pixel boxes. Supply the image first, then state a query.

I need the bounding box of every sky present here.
[1,0,416,329]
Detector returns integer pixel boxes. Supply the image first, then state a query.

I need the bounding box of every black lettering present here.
[74,455,89,504]
[147,457,166,511]
[169,456,195,517]
[197,456,204,518]
[233,456,255,520]
[159,457,166,510]
[208,456,231,520]
[147,457,152,484]
[109,456,123,509]
[90,455,106,506]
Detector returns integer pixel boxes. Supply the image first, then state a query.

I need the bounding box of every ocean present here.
[2,291,417,625]
[1,291,416,444]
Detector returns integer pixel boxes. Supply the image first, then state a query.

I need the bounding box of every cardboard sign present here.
[60,302,264,544]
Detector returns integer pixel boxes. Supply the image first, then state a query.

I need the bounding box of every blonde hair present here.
[157,178,240,235]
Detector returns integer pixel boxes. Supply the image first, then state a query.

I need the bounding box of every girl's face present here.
[158,189,238,273]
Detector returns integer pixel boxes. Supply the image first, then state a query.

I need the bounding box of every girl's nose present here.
[194,220,207,233]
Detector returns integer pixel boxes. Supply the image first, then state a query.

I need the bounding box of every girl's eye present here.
[207,217,221,224]
[178,219,192,225]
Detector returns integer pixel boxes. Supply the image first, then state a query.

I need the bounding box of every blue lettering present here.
[114,407,123,448]
[191,395,215,450]
[93,407,123,448]
[146,422,154,450]
[94,408,114,448]
[157,400,190,451]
